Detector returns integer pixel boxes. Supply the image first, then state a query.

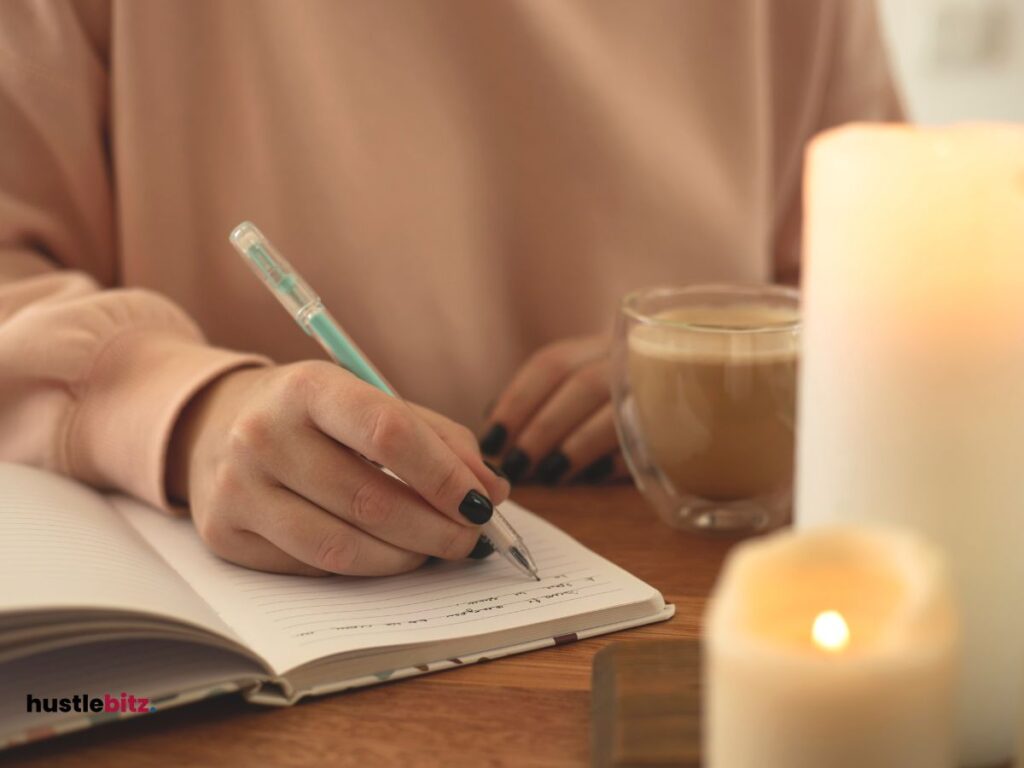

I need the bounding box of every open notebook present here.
[0,462,671,748]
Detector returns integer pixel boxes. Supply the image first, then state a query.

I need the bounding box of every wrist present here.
[166,367,264,504]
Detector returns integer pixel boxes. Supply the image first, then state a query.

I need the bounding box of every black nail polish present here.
[468,536,495,560]
[478,423,508,455]
[483,459,509,481]
[536,451,570,485]
[501,448,530,483]
[580,454,615,484]
[459,489,493,524]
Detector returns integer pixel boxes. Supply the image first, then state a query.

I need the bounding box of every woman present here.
[0,0,901,575]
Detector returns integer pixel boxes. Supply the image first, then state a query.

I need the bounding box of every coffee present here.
[627,304,798,501]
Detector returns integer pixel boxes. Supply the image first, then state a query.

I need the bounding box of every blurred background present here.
[878,0,1024,123]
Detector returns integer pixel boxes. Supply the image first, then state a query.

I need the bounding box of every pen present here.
[229,221,540,581]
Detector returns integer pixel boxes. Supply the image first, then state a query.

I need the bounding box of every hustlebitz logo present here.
[26,692,156,714]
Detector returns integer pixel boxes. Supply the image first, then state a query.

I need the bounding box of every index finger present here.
[300,367,495,527]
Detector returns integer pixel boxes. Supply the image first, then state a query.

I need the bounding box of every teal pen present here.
[229,221,540,581]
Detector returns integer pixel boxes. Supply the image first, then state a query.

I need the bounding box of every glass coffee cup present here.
[611,285,799,532]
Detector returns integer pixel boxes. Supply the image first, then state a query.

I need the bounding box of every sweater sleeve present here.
[0,1,268,510]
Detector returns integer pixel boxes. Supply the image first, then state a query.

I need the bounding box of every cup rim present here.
[621,283,801,334]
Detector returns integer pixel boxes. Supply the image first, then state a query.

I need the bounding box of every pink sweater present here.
[0,0,900,510]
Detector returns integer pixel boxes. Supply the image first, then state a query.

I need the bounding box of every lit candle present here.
[796,123,1024,765]
[812,610,850,654]
[705,526,957,768]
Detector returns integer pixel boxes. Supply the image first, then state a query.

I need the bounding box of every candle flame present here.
[812,610,850,653]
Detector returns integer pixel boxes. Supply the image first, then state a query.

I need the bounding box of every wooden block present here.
[591,639,702,768]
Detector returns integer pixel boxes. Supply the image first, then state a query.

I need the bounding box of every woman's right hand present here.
[166,361,510,576]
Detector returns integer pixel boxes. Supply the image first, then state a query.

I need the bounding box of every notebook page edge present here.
[254,601,677,705]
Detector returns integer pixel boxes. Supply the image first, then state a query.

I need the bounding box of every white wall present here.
[877,0,1024,123]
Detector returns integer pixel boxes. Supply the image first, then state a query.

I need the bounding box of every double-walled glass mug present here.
[611,285,799,533]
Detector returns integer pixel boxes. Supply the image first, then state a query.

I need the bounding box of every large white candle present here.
[705,526,957,768]
[796,124,1024,765]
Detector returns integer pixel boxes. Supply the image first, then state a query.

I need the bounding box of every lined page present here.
[0,464,235,642]
[115,497,661,674]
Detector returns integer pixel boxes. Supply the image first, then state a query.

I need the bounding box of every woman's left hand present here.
[478,334,628,485]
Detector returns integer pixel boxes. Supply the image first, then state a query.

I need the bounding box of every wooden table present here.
[6,485,741,768]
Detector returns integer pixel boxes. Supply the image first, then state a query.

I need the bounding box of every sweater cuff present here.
[68,332,270,511]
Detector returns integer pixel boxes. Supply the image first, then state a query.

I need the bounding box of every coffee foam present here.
[627,305,798,361]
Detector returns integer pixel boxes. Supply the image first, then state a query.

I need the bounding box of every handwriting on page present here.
[282,572,609,641]
[218,538,623,647]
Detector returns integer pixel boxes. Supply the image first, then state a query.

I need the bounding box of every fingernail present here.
[536,451,570,485]
[478,423,508,455]
[459,489,494,524]
[500,448,530,483]
[468,536,495,559]
[483,459,509,481]
[580,454,615,484]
